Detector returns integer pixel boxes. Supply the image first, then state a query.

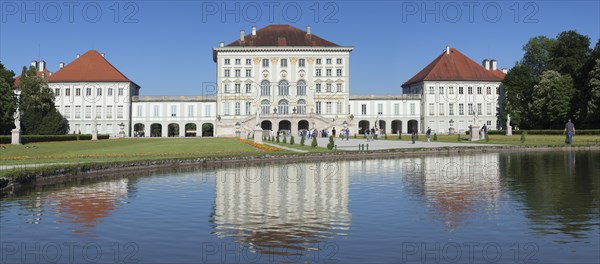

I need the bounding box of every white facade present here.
[348,94,422,134]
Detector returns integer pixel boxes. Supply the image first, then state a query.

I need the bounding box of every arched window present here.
[278,100,289,114]
[297,99,306,114]
[297,80,306,96]
[261,80,270,96]
[261,100,270,114]
[278,80,289,96]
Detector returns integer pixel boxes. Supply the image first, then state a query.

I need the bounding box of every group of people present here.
[297,127,351,141]
[363,127,382,142]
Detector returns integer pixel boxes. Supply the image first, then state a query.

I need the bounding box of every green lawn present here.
[379,134,600,146]
[0,138,284,166]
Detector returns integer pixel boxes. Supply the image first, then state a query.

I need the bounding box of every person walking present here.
[365,128,371,142]
[375,128,379,140]
[411,129,416,144]
[345,128,350,141]
[426,127,431,142]
[564,119,576,144]
[332,127,336,138]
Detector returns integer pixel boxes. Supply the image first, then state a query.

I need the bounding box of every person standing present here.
[345,128,350,141]
[426,127,431,142]
[332,127,336,138]
[564,119,576,144]
[375,128,379,140]
[366,128,371,142]
[411,129,416,144]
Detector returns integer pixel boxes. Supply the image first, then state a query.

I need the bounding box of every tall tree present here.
[502,63,538,128]
[550,30,591,79]
[522,36,556,77]
[18,73,65,135]
[0,78,16,134]
[587,59,600,124]
[0,62,15,86]
[529,70,575,128]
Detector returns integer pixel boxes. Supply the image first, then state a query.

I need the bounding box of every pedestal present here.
[469,125,480,141]
[11,129,21,145]
[92,130,98,141]
[254,127,263,144]
[448,127,455,135]
[506,125,513,136]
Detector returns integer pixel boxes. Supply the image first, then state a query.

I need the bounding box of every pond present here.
[1,150,599,263]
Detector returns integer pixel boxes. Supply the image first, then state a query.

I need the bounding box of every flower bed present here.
[235,138,281,151]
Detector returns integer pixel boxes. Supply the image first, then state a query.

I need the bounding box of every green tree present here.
[0,62,15,86]
[311,137,318,148]
[0,78,16,134]
[502,64,538,128]
[587,59,600,124]
[522,36,556,76]
[529,71,575,128]
[19,74,65,134]
[326,135,334,150]
[300,136,305,146]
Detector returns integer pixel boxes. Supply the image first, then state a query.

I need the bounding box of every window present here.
[224,70,230,77]
[204,105,212,117]
[246,59,251,65]
[477,103,482,115]
[235,84,241,94]
[486,87,491,94]
[281,59,287,67]
[459,104,464,115]
[394,103,399,115]
[262,59,269,67]
[224,59,230,65]
[297,99,306,114]
[377,103,383,115]
[459,87,464,94]
[85,106,91,119]
[106,124,112,135]
[170,105,177,117]
[326,58,332,64]
[65,88,70,96]
[245,102,251,115]
[326,83,332,92]
[336,58,342,64]
[298,59,305,67]
[86,88,91,96]
[316,101,322,114]
[336,83,342,92]
[468,87,473,94]
[223,102,230,116]
[439,103,444,115]
[64,106,71,118]
[117,105,124,119]
[429,87,434,94]
[235,102,240,116]
[439,87,444,94]
[85,124,91,134]
[261,100,270,114]
[107,106,113,119]
[135,105,143,117]
[361,104,367,115]
[245,69,251,77]
[75,106,81,119]
[486,103,492,115]
[326,69,332,77]
[477,87,482,94]
[235,59,240,65]
[245,83,252,93]
[153,105,159,117]
[97,88,102,96]
[54,88,60,96]
[188,105,194,117]
[297,80,306,96]
[316,69,322,77]
[326,101,332,114]
[278,80,289,96]
[235,69,240,77]
[468,103,473,115]
[76,88,81,96]
[118,88,124,96]
[496,87,499,94]
[224,84,230,93]
[316,83,322,93]
[410,103,415,115]
[449,103,454,115]
[108,88,113,96]
[316,58,322,65]
[96,106,102,119]
[336,69,342,76]
[487,120,492,126]
[429,103,434,116]
[336,101,342,114]
[260,80,270,96]
[449,87,454,94]
[278,100,288,114]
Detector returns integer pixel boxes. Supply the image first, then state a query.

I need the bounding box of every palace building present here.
[16,24,505,137]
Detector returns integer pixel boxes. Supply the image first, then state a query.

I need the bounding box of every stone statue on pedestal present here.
[255,109,260,128]
[506,114,513,136]
[13,105,20,131]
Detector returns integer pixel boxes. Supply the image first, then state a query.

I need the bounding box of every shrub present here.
[520,131,527,144]
[276,136,280,143]
[327,136,335,150]
[0,134,109,144]
[354,133,357,139]
[384,134,388,140]
[290,136,294,145]
[300,136,305,146]
[311,137,318,148]
[398,133,402,140]
[282,136,287,144]
[486,134,490,142]
[457,134,461,142]
[433,133,438,141]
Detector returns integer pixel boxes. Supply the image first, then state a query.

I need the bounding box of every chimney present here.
[306,25,311,35]
[76,53,80,58]
[445,46,450,55]
[101,53,105,57]
[59,62,64,69]
[483,59,490,70]
[501,68,508,74]
[491,59,497,71]
[31,60,37,68]
[38,60,45,72]
[240,30,245,42]
[219,42,224,47]
[251,26,256,36]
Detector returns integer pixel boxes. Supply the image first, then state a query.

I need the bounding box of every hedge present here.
[466,130,600,135]
[0,134,110,144]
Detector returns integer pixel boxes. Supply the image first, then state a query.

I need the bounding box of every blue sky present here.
[1,1,599,95]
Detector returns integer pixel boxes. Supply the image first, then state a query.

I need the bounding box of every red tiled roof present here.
[402,48,505,87]
[226,25,339,47]
[13,68,52,88]
[46,50,133,83]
